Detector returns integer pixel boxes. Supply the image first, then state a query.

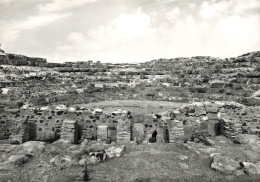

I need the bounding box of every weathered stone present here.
[78,158,87,165]
[211,154,240,174]
[22,141,45,153]
[9,155,29,166]
[86,156,98,165]
[241,162,259,175]
[234,134,259,145]
[206,138,215,146]
[50,155,72,168]
[205,104,219,113]
[105,145,125,158]
[178,162,189,169]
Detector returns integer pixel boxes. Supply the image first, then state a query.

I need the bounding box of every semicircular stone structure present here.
[0,101,259,144]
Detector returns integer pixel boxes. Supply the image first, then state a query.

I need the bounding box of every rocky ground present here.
[89,141,260,182]
[0,134,260,182]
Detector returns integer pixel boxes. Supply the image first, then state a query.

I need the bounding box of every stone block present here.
[205,104,219,113]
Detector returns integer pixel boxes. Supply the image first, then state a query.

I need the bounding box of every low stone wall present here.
[0,101,258,144]
[171,101,260,140]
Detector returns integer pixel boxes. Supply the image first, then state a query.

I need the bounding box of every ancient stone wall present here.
[170,101,260,141]
[0,102,258,144]
[0,107,133,144]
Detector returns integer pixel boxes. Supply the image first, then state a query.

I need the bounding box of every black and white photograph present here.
[0,0,260,181]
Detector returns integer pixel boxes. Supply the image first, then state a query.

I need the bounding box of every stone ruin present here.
[170,101,260,143]
[0,106,133,144]
[0,101,259,145]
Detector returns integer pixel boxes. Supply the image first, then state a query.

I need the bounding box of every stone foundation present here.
[0,101,259,144]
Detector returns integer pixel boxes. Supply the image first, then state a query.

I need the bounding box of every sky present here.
[0,0,260,63]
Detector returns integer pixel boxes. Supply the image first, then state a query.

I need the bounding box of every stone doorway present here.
[108,126,117,142]
[149,130,157,143]
[164,128,169,143]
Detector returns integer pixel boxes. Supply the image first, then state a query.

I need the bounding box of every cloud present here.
[21,13,70,30]
[0,13,70,47]
[200,0,260,19]
[51,2,260,63]
[0,0,15,4]
[232,0,260,12]
[189,3,196,10]
[166,7,180,23]
[38,0,97,12]
[156,0,176,4]
[200,1,228,19]
[54,8,158,62]
[1,0,260,62]
[211,15,260,56]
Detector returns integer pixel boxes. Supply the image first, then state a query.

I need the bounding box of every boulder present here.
[50,155,72,168]
[22,141,45,153]
[205,104,219,113]
[234,134,260,152]
[61,156,72,164]
[86,156,98,165]
[234,134,259,145]
[205,138,215,146]
[240,162,259,175]
[9,155,29,166]
[210,154,241,175]
[243,149,260,163]
[114,145,125,157]
[105,145,125,158]
[79,158,87,165]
